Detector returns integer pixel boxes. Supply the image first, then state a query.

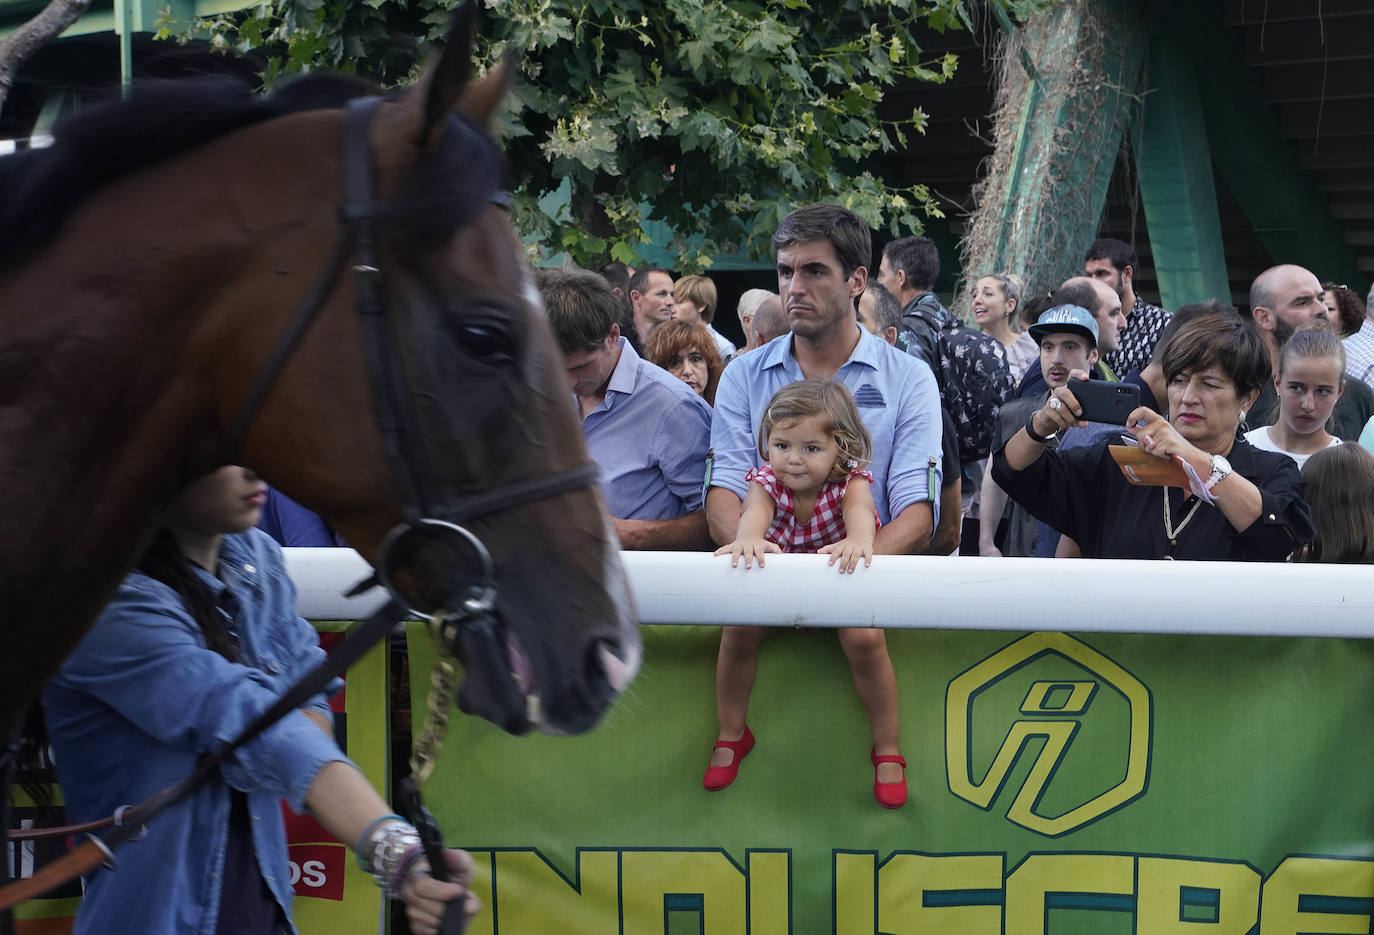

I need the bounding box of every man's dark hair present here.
[627,266,672,298]
[1050,279,1100,316]
[865,283,902,334]
[881,236,939,292]
[1019,290,1055,330]
[771,203,871,278]
[1085,237,1136,273]
[599,260,630,295]
[536,268,618,354]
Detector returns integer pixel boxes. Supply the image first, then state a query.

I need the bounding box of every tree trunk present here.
[0,0,93,118]
[956,0,1148,315]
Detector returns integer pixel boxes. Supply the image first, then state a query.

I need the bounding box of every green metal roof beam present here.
[1136,35,1231,310]
[1155,0,1365,295]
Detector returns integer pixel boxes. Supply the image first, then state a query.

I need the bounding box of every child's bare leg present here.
[712,625,769,768]
[837,627,903,783]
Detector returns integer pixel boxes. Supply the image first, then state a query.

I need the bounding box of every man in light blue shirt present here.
[707,213,943,545]
[702,203,942,809]
[539,268,713,550]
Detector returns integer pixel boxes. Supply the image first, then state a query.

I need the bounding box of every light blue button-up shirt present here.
[45,528,346,935]
[581,336,713,520]
[710,325,943,526]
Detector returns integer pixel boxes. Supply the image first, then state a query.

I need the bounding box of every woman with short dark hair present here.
[992,305,1314,560]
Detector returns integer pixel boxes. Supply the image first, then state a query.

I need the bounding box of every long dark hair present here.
[136,529,241,661]
[1299,444,1374,563]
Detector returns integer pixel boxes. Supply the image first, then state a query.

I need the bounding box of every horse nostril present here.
[586,640,635,696]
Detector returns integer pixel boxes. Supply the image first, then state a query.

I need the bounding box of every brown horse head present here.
[0,4,637,738]
[230,9,639,735]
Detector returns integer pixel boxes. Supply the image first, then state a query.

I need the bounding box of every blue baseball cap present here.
[1029,304,1098,348]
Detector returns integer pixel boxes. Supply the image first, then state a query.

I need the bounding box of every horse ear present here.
[417,2,477,147]
[457,54,514,127]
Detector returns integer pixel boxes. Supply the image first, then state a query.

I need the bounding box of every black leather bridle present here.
[228,95,599,616]
[0,95,596,927]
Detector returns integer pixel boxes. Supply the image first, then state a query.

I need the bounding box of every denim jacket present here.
[45,528,348,935]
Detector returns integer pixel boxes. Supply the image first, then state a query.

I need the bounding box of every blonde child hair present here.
[673,274,719,323]
[756,379,872,482]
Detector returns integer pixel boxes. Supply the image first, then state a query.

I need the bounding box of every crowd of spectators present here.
[251,207,1374,808]
[259,213,1374,571]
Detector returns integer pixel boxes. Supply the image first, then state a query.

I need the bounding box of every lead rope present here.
[399,611,467,935]
[410,611,461,787]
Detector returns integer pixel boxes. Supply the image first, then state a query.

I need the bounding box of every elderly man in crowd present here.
[734,288,774,353]
[539,268,712,550]
[1248,264,1374,439]
[1084,237,1172,376]
[748,294,788,347]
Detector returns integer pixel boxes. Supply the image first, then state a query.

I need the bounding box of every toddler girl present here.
[707,379,907,807]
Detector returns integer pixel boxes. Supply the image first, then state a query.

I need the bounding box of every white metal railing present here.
[282,549,1374,639]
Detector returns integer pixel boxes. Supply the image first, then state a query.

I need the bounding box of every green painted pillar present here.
[115,0,196,94]
[1136,37,1230,309]
[1154,0,1364,295]
[957,0,1149,312]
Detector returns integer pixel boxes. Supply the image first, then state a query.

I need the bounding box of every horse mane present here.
[0,72,381,275]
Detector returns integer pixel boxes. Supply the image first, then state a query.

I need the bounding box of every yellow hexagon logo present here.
[945,632,1152,837]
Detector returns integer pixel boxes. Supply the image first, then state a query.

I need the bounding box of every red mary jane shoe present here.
[870,747,908,809]
[703,727,756,791]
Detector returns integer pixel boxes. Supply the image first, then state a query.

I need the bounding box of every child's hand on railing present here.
[714,537,781,569]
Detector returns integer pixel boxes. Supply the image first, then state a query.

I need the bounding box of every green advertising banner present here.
[409,624,1374,935]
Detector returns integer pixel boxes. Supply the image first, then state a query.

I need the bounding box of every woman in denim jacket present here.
[45,466,473,935]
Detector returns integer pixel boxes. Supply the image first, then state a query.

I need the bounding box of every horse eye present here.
[457,323,516,362]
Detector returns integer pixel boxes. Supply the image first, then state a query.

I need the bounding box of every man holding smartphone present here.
[979,305,1099,557]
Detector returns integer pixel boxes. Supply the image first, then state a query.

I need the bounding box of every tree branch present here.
[0,0,94,115]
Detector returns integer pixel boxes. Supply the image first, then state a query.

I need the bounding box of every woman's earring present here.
[845,459,857,469]
[1237,409,1249,434]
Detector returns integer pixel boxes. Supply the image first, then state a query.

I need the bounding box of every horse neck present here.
[0,113,347,737]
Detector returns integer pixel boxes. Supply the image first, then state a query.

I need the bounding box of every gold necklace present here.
[1162,488,1203,551]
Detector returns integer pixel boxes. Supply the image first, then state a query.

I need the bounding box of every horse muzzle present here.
[374,517,640,736]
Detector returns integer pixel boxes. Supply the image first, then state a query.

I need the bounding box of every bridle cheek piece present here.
[227,95,598,628]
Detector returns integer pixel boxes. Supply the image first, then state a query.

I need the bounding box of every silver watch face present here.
[1211,455,1231,474]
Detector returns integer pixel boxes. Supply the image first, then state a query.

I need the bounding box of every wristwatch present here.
[1204,454,1232,493]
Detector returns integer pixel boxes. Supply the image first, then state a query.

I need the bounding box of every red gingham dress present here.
[745,465,879,553]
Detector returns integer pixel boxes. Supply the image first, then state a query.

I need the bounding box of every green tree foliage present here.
[201,0,1042,270]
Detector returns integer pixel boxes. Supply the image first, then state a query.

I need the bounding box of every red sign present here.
[287,844,346,901]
